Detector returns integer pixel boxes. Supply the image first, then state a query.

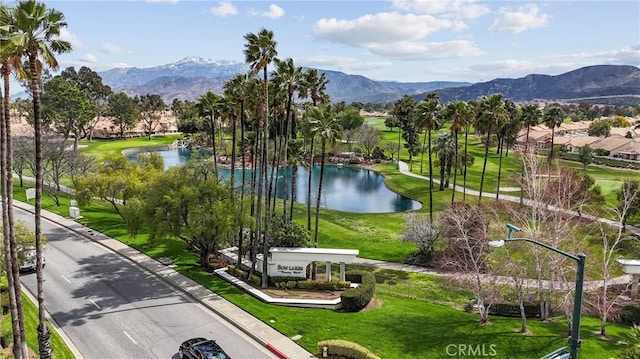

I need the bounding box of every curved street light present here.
[488,224,586,359]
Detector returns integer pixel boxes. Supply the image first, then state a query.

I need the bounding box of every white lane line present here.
[89,298,101,309]
[60,275,71,283]
[123,331,138,345]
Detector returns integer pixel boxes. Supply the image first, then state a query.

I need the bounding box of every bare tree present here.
[355,123,381,158]
[511,153,587,323]
[587,181,640,337]
[401,213,439,266]
[440,203,495,323]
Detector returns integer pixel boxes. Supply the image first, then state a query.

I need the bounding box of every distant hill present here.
[426,65,640,105]
[96,58,639,105]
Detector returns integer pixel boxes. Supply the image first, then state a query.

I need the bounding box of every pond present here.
[127,147,422,213]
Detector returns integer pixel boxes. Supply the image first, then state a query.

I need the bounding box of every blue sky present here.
[14,0,640,92]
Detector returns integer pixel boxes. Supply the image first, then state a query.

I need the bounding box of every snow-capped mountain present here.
[99,56,248,88]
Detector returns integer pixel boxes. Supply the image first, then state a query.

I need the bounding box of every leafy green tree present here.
[269,215,310,247]
[579,145,593,170]
[60,66,112,140]
[42,76,95,149]
[108,92,139,138]
[588,119,612,137]
[390,95,415,169]
[76,153,159,222]
[133,160,250,269]
[9,1,72,356]
[136,93,166,140]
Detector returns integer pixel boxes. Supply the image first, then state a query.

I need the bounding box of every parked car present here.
[179,338,231,359]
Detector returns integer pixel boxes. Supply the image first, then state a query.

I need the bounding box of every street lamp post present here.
[489,224,586,359]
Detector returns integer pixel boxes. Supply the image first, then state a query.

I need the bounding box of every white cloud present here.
[210,2,237,17]
[297,55,392,73]
[558,45,640,65]
[261,4,284,19]
[369,40,483,60]
[313,12,482,61]
[489,4,550,34]
[79,53,98,64]
[314,13,456,47]
[100,43,122,54]
[391,0,490,19]
[57,28,83,48]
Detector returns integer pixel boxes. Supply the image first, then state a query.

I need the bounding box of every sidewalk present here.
[13,200,315,359]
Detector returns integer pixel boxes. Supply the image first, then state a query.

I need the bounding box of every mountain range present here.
[97,57,640,105]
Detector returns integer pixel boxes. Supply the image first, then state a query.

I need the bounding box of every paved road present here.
[14,206,274,359]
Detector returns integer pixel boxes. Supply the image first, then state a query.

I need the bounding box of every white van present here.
[19,247,44,272]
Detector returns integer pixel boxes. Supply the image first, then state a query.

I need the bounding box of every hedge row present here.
[341,271,376,312]
[560,152,640,170]
[226,268,351,291]
[488,302,539,318]
[621,305,640,325]
[274,279,351,291]
[317,339,380,359]
[226,264,261,286]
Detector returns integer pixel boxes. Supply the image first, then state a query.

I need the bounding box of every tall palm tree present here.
[415,93,441,223]
[494,100,520,200]
[244,28,277,288]
[0,5,28,358]
[519,104,542,205]
[543,105,565,162]
[197,91,221,171]
[475,94,507,205]
[271,57,303,217]
[444,101,470,204]
[309,104,341,262]
[287,138,306,221]
[303,68,329,107]
[9,1,72,357]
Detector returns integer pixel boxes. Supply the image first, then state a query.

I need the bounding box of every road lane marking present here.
[60,275,71,283]
[89,298,101,309]
[123,331,138,345]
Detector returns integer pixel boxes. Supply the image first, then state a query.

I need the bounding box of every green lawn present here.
[0,289,74,359]
[80,134,182,160]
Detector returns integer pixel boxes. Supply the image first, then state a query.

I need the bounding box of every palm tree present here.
[475,94,507,205]
[494,100,520,200]
[244,28,277,288]
[518,104,541,205]
[543,105,565,162]
[303,68,329,107]
[197,91,221,171]
[9,1,72,357]
[271,57,303,217]
[444,101,470,204]
[415,93,441,223]
[287,138,306,221]
[0,5,28,358]
[432,132,456,190]
[309,105,341,268]
[391,95,418,170]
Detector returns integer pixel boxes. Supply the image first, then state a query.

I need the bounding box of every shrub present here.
[489,302,539,318]
[621,305,640,325]
[269,276,304,286]
[317,339,380,359]
[298,280,351,291]
[341,271,375,312]
[286,281,297,289]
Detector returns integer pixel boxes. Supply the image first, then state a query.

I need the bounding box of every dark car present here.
[179,338,231,359]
